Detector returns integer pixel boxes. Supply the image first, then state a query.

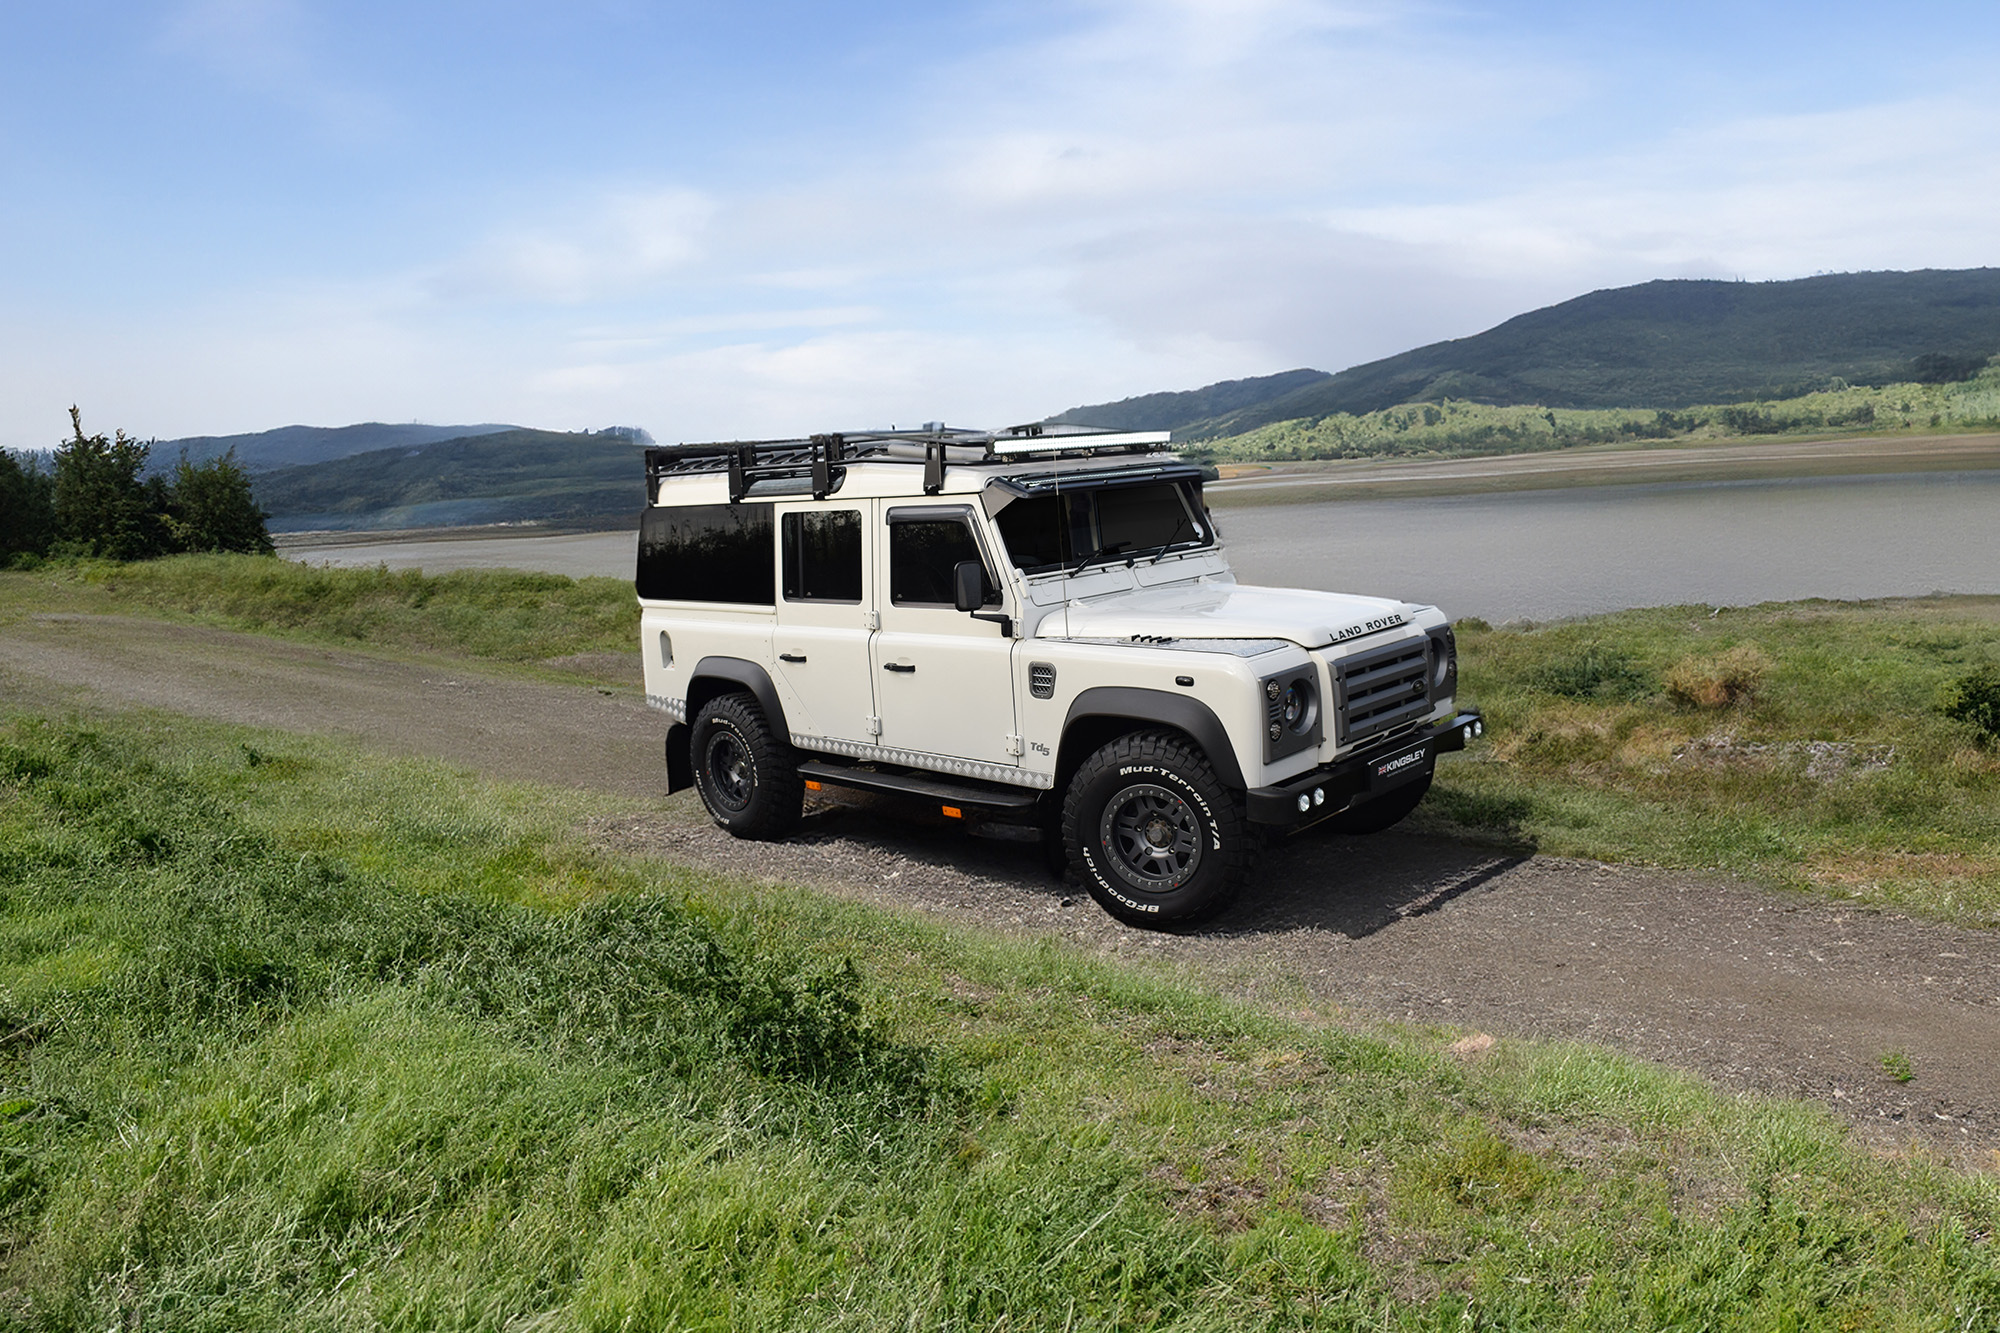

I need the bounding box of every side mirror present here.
[952,560,988,613]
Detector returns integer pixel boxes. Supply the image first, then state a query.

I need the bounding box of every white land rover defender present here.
[637,424,1483,926]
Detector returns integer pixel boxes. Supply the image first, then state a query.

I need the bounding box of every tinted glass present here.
[782,509,862,601]
[889,517,994,606]
[636,503,774,603]
[994,481,1209,574]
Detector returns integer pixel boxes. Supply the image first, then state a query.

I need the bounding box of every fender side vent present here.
[1029,661,1057,699]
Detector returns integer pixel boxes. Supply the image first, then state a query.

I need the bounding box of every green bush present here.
[1939,664,2000,742]
[1524,643,1651,700]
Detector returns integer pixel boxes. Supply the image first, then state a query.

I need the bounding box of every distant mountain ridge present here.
[1054,268,2000,439]
[152,423,520,474]
[254,428,651,532]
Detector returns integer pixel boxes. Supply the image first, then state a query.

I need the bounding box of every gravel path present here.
[6,612,1997,1162]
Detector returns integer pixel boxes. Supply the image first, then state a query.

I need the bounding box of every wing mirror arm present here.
[953,560,1014,637]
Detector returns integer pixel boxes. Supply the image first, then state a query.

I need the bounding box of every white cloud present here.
[441,189,717,304]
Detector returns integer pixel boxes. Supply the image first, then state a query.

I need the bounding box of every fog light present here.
[1472,719,1484,737]
[1296,794,1311,813]
[1313,788,1325,806]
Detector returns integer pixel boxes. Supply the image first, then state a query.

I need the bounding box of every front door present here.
[870,503,1019,772]
[770,503,878,748]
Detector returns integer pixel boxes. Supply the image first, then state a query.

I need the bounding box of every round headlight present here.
[1282,677,1316,733]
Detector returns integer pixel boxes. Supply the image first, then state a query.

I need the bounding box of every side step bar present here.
[797,760,1039,814]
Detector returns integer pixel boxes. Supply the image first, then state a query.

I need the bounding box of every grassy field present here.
[3,700,1998,1329]
[0,555,638,667]
[1425,597,2000,926]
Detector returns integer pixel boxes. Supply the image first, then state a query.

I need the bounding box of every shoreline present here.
[1203,429,2000,505]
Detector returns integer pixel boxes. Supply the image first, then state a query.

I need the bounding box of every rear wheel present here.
[1322,770,1432,835]
[1062,731,1256,926]
[689,692,802,839]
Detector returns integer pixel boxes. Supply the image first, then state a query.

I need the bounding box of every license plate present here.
[1368,738,1432,789]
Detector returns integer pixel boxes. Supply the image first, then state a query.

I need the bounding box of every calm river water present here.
[287,470,2000,623]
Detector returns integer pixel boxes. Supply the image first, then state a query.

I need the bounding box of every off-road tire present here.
[689,692,803,840]
[1061,731,1256,927]
[1322,769,1432,835]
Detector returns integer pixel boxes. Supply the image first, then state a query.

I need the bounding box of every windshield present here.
[993,480,1212,575]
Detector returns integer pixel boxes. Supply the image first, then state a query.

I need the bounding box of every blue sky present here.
[4,1,1998,446]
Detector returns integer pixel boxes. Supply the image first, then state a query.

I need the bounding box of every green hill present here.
[1055,269,2000,440]
[156,422,520,473]
[1048,368,1329,432]
[254,429,651,532]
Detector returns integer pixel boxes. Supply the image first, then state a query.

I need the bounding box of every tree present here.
[0,449,56,564]
[52,407,165,560]
[163,448,274,555]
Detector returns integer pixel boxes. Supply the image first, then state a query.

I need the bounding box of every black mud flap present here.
[665,723,692,794]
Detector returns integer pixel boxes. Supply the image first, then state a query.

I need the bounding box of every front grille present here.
[1334,637,1433,745]
[1029,661,1056,699]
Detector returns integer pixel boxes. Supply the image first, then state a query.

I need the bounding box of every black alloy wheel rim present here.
[1100,782,1203,891]
[703,730,754,812]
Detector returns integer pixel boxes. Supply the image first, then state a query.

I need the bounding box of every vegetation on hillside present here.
[3,705,1997,1327]
[250,428,650,532]
[1428,597,2000,924]
[1,410,272,566]
[1188,364,2000,463]
[1050,367,1330,433]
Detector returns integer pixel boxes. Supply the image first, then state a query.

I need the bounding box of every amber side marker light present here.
[941,805,963,819]
[804,780,823,791]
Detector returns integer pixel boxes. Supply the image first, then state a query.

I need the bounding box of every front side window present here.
[782,509,862,602]
[993,480,1209,574]
[888,514,998,606]
[636,502,773,604]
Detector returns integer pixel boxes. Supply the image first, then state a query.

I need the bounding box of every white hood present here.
[1051,582,1430,649]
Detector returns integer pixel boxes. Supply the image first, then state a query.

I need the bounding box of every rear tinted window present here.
[783,510,862,602]
[636,503,773,604]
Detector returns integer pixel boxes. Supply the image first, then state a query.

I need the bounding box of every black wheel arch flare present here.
[666,657,792,795]
[1057,686,1246,794]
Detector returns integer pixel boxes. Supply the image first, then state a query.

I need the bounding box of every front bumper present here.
[1244,710,1485,828]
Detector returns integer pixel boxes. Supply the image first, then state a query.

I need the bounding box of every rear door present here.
[870,504,1019,771]
[770,503,878,748]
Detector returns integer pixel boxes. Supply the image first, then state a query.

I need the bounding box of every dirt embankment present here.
[4,612,1996,1164]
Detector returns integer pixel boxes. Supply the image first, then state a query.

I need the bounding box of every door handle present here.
[779,653,807,663]
[883,662,916,673]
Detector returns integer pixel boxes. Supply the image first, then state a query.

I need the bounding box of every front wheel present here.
[1061,731,1256,927]
[689,692,802,839]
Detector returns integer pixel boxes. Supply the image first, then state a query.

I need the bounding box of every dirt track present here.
[5,612,1998,1164]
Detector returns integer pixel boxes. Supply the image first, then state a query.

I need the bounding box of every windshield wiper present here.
[1068,540,1131,576]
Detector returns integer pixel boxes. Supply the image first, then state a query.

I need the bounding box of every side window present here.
[782,510,862,602]
[636,503,774,604]
[889,515,998,606]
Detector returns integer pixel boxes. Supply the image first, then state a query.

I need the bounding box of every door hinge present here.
[864,610,880,630]
[866,715,882,737]
[1005,734,1023,757]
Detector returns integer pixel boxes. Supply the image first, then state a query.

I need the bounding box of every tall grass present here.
[4,706,2000,1327]
[1,553,638,662]
[1432,597,2000,922]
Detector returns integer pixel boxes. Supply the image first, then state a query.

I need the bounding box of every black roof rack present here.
[644,423,1174,503]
